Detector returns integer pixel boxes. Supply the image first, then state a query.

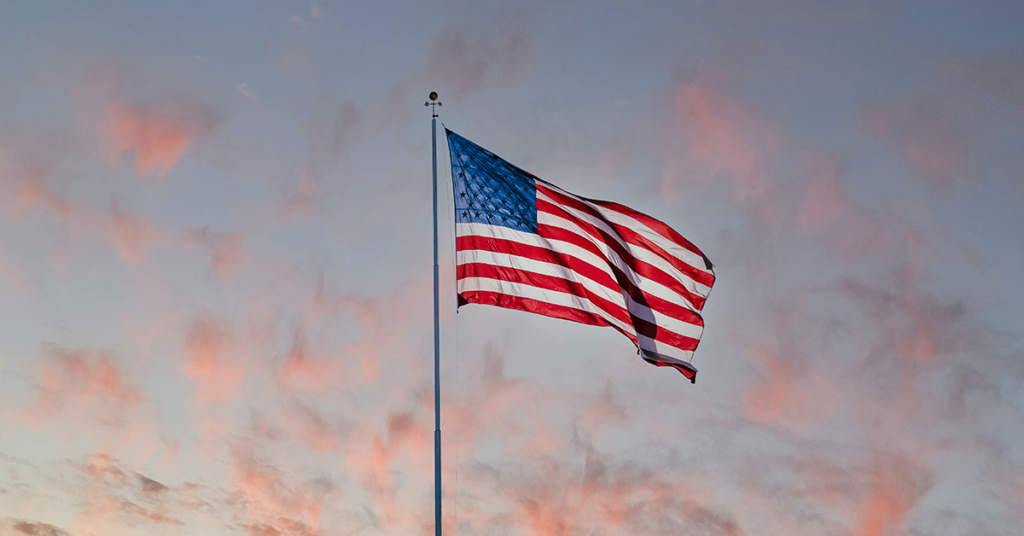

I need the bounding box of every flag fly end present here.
[642,350,698,383]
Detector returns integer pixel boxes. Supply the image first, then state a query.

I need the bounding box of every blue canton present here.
[446,130,538,233]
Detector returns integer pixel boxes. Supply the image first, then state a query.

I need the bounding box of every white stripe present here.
[457,249,704,340]
[456,222,701,317]
[588,202,715,276]
[534,212,708,310]
[458,249,628,311]
[458,222,616,280]
[537,188,713,299]
[641,346,696,366]
[536,190,713,300]
[458,277,637,337]
[638,334,696,363]
[540,181,713,277]
[459,277,700,362]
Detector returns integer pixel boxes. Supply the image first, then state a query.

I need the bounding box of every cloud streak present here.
[103,99,218,177]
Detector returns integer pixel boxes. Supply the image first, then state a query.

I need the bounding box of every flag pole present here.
[426,91,443,536]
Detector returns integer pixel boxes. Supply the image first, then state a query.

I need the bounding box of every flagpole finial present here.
[425,92,442,118]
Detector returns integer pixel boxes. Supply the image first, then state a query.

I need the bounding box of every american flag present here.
[447,129,716,382]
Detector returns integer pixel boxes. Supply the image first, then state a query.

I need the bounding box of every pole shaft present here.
[432,116,442,536]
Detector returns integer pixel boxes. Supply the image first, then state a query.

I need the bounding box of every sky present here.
[1,0,1023,534]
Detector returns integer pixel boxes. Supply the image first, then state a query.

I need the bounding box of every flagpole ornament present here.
[426,91,442,118]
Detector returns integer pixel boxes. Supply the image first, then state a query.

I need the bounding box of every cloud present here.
[230,446,333,535]
[0,239,29,293]
[744,348,835,429]
[325,101,362,166]
[181,226,246,276]
[458,436,745,536]
[665,73,781,202]
[852,454,933,536]
[139,474,169,494]
[7,521,67,536]
[254,403,345,453]
[277,333,342,392]
[242,521,318,536]
[182,319,245,403]
[279,171,319,220]
[234,82,259,103]
[12,166,74,222]
[23,346,143,428]
[106,204,162,265]
[863,97,969,188]
[309,0,325,19]
[425,29,535,96]
[103,98,218,176]
[796,154,913,259]
[0,130,168,267]
[279,100,363,221]
[117,498,186,526]
[798,158,849,231]
[943,55,1024,117]
[379,28,535,128]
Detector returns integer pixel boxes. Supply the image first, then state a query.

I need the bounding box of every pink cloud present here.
[852,455,932,536]
[793,453,933,535]
[743,349,835,429]
[343,412,433,528]
[459,444,743,536]
[107,204,162,265]
[797,155,915,260]
[863,97,968,188]
[103,98,217,176]
[278,99,364,221]
[8,521,67,536]
[271,403,341,452]
[14,167,74,221]
[943,55,1024,117]
[23,346,143,428]
[379,28,535,128]
[182,319,245,403]
[84,453,130,486]
[230,447,331,534]
[667,74,781,201]
[425,29,535,96]
[181,226,246,276]
[279,171,319,220]
[277,335,341,392]
[798,158,849,231]
[326,100,363,166]
[1,138,165,267]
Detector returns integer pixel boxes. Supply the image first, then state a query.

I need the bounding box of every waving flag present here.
[447,129,716,382]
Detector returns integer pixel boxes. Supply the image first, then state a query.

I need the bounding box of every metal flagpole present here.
[426,91,443,536]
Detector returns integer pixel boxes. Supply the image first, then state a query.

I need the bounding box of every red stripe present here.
[536,205,707,311]
[457,234,704,328]
[459,262,631,326]
[587,197,711,266]
[459,263,700,352]
[601,223,715,288]
[643,357,697,382]
[458,289,628,337]
[537,183,714,286]
[461,289,698,382]
[456,235,620,294]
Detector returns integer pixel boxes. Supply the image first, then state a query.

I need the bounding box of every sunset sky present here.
[2,1,1024,535]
